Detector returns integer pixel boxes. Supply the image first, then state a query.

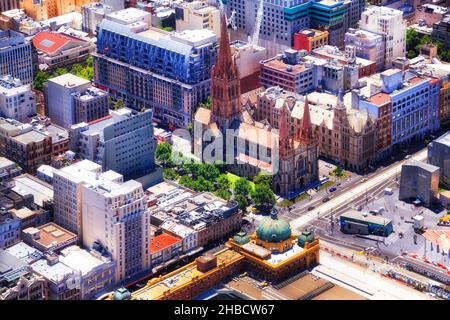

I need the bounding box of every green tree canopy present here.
[251,183,276,210]
[234,177,252,196]
[155,142,173,167]
[235,194,248,212]
[253,173,272,188]
[216,174,230,191]
[216,189,231,201]
[163,168,178,180]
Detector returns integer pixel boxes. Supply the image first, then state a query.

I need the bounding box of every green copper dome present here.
[298,230,315,248]
[233,231,250,245]
[112,287,131,300]
[256,211,291,243]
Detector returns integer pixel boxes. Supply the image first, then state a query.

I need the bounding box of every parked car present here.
[322,197,330,203]
[329,187,337,193]
[307,206,315,211]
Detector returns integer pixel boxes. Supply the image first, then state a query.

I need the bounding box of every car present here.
[360,178,368,183]
[405,155,412,159]
[307,206,315,211]
[322,197,330,203]
[329,187,337,193]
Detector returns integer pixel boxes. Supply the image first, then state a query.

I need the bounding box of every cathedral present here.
[193,13,319,197]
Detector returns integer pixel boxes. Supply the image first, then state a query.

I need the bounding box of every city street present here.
[287,148,428,232]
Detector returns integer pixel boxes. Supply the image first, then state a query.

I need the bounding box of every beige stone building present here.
[252,87,376,172]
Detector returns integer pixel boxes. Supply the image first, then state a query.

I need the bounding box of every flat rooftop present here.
[59,246,112,276]
[48,73,90,88]
[5,241,43,264]
[149,233,181,253]
[31,258,75,283]
[24,223,77,249]
[12,174,53,207]
[434,131,450,147]
[262,58,311,75]
[106,8,150,25]
[13,130,47,144]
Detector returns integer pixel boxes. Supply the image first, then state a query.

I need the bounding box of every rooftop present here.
[434,131,450,147]
[32,31,86,55]
[23,222,77,250]
[59,245,112,276]
[149,181,237,230]
[48,73,90,88]
[262,58,312,75]
[12,174,53,207]
[341,210,392,226]
[150,233,181,253]
[366,92,391,106]
[31,257,76,283]
[132,249,243,300]
[403,159,440,173]
[5,242,43,264]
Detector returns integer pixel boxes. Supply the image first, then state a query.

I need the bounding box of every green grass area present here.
[439,184,449,193]
[318,180,335,191]
[226,172,255,191]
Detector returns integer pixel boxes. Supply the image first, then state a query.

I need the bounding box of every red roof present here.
[367,92,391,106]
[32,31,84,55]
[150,233,181,253]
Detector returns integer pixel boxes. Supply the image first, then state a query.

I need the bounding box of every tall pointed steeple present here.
[215,13,236,77]
[299,97,314,146]
[279,103,292,157]
[211,13,241,127]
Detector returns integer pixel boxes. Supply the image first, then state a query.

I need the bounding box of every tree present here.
[162,26,173,32]
[33,70,51,91]
[199,96,212,110]
[253,173,272,187]
[251,183,276,210]
[216,189,231,201]
[235,194,248,212]
[155,142,173,167]
[217,174,230,191]
[163,168,178,180]
[234,177,252,196]
[114,98,125,110]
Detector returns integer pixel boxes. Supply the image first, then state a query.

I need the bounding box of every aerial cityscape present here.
[0,0,449,303]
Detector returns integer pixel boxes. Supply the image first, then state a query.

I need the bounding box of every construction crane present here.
[216,0,237,30]
[249,0,264,47]
[216,0,224,12]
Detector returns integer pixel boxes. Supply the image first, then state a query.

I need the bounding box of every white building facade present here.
[359,6,406,68]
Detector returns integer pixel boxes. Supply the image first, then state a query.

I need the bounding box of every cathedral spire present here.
[279,104,291,156]
[300,97,314,146]
[210,12,240,125]
[215,13,236,78]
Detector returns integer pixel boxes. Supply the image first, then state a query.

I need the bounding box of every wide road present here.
[290,148,428,232]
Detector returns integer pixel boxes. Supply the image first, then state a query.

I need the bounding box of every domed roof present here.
[298,230,315,248]
[112,287,131,300]
[256,211,291,243]
[233,231,250,245]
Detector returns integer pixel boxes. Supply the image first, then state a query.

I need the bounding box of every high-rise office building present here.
[359,5,406,68]
[45,73,109,128]
[94,8,217,128]
[53,160,151,282]
[0,30,33,85]
[69,108,156,180]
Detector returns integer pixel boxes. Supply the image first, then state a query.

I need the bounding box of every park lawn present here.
[226,172,255,192]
